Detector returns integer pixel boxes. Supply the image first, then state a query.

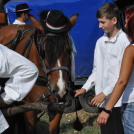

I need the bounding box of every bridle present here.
[4,28,73,105]
[37,32,70,76]
[33,30,73,104]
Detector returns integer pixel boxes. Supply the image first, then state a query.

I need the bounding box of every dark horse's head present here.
[30,10,78,101]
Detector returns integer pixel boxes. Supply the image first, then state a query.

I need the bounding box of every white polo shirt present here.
[82,29,130,107]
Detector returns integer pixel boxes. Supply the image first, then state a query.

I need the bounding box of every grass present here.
[36,109,101,134]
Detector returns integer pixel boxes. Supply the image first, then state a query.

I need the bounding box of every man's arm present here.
[74,74,96,97]
[74,46,97,97]
[0,44,38,104]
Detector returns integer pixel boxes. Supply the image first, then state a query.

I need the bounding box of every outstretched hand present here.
[74,88,86,97]
[90,92,106,107]
[97,111,110,126]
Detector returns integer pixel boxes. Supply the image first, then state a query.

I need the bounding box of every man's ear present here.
[22,13,25,17]
[112,17,118,24]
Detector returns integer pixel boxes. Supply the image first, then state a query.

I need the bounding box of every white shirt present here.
[122,44,134,104]
[82,29,130,107]
[13,19,25,24]
[0,44,38,133]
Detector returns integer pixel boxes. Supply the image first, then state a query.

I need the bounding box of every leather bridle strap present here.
[37,90,51,102]
[37,32,70,76]
[46,66,69,75]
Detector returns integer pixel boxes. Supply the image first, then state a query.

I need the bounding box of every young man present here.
[0,44,38,133]
[13,3,32,24]
[75,2,130,134]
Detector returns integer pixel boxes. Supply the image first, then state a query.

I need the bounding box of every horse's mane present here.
[39,10,72,67]
[45,36,72,67]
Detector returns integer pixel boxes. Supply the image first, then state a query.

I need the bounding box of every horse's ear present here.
[29,14,44,34]
[68,13,79,32]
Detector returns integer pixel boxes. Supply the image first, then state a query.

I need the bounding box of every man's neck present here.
[107,27,120,41]
[16,18,24,23]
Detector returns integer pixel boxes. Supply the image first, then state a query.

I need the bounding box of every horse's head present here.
[44,34,71,100]
[30,10,78,101]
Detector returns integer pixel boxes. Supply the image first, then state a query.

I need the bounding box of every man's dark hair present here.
[16,10,29,18]
[96,2,119,21]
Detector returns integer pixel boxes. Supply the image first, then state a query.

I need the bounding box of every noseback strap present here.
[46,66,69,75]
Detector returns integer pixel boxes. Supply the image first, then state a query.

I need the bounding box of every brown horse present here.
[0,11,78,134]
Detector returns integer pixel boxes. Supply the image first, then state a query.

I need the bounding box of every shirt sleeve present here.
[82,47,97,92]
[0,110,9,133]
[1,92,14,105]
[0,45,39,104]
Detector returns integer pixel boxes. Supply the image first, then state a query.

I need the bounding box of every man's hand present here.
[97,111,110,126]
[90,92,106,107]
[74,88,86,97]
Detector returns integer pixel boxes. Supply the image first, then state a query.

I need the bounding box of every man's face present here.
[98,16,117,34]
[23,12,29,22]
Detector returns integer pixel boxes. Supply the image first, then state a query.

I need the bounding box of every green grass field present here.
[36,109,101,134]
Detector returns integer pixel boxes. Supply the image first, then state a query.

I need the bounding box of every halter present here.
[37,32,70,76]
[34,31,73,103]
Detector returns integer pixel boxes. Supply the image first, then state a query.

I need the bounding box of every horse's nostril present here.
[65,89,68,94]
[52,90,57,96]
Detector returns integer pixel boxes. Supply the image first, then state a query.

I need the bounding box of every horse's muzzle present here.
[52,89,68,100]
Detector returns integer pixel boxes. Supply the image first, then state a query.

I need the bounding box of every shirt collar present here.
[14,19,25,24]
[103,29,122,43]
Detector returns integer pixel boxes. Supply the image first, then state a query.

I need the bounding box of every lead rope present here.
[73,99,83,131]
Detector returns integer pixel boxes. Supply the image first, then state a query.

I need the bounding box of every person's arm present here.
[97,45,134,125]
[0,45,38,105]
[74,46,97,97]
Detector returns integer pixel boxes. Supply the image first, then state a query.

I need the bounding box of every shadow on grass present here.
[85,114,98,126]
[36,114,99,134]
[36,120,50,134]
[60,114,98,133]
